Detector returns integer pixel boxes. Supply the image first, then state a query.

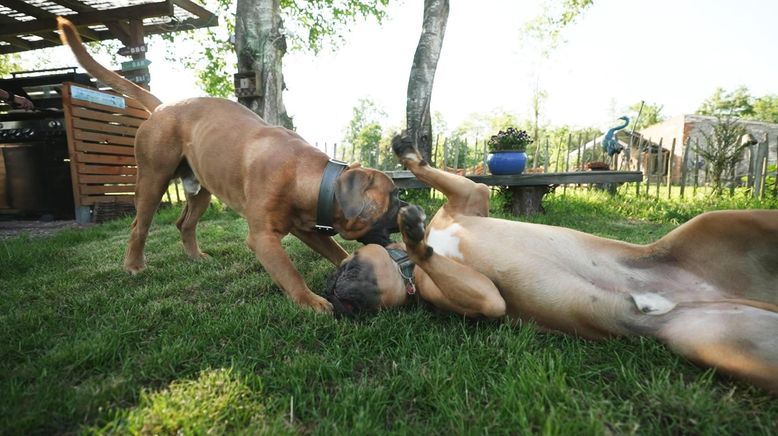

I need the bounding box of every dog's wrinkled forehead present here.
[323,253,382,317]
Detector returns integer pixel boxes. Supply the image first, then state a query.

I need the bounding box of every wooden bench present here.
[385,170,644,215]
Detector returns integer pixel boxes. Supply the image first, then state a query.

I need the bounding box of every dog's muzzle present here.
[356,194,407,247]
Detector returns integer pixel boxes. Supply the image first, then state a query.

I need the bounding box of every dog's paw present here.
[187,251,210,261]
[399,205,427,245]
[391,134,425,165]
[123,261,146,275]
[296,292,334,313]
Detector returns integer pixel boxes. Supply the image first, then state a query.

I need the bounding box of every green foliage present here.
[154,0,390,97]
[765,164,777,196]
[521,0,595,55]
[282,0,391,53]
[751,95,778,124]
[697,87,778,124]
[628,101,666,130]
[697,86,754,117]
[693,115,749,195]
[487,127,533,152]
[343,97,387,165]
[0,54,22,76]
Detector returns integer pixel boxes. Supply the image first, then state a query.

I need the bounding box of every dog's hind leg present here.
[176,187,212,260]
[653,302,778,393]
[124,170,172,274]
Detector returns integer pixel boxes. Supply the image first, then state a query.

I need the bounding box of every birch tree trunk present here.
[235,0,293,129]
[406,0,449,163]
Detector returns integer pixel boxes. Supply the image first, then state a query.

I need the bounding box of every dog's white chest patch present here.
[631,292,676,315]
[427,223,464,260]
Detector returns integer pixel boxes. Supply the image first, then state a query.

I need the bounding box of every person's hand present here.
[13,94,34,110]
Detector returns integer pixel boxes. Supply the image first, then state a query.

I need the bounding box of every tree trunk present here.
[234,0,293,129]
[406,0,449,164]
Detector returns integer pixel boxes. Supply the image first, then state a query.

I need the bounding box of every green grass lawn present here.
[2,189,777,435]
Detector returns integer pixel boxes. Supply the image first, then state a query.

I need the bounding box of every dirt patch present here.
[0,220,90,240]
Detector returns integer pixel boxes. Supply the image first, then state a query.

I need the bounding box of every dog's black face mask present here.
[356,190,407,247]
[323,255,381,318]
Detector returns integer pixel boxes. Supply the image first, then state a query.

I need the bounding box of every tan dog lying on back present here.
[58,17,403,312]
[325,135,778,392]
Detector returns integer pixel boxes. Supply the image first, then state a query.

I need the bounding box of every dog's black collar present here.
[387,247,417,295]
[315,159,349,235]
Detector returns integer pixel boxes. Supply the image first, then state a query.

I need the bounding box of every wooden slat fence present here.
[62,83,148,211]
[323,129,776,201]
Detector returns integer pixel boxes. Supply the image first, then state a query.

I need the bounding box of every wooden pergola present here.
[1,0,217,87]
[1,0,217,54]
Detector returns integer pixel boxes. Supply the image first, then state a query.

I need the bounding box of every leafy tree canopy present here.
[751,95,778,124]
[697,86,778,124]
[697,86,753,117]
[282,0,390,53]
[167,0,391,96]
[0,54,22,76]
[342,97,387,163]
[521,0,594,55]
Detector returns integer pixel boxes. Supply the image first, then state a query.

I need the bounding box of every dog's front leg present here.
[247,229,333,312]
[398,205,505,319]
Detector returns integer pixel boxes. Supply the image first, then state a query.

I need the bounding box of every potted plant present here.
[486,127,532,175]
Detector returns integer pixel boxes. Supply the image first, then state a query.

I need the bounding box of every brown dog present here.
[325,135,778,392]
[58,17,402,312]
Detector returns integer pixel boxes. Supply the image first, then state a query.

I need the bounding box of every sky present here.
[16,0,778,145]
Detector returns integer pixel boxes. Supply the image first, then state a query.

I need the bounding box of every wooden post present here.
[576,134,582,172]
[532,138,541,169]
[768,137,778,198]
[333,143,338,160]
[554,138,562,173]
[351,144,356,162]
[442,138,449,172]
[484,139,489,175]
[635,137,643,197]
[544,137,550,173]
[753,136,769,199]
[656,138,664,198]
[432,134,440,167]
[693,138,700,197]
[747,141,757,192]
[564,135,571,196]
[680,138,690,199]
[454,139,461,173]
[667,138,676,199]
[646,138,654,197]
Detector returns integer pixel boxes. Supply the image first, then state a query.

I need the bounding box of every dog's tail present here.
[57,16,162,112]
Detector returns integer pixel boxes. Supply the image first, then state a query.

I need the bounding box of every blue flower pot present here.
[487,151,527,175]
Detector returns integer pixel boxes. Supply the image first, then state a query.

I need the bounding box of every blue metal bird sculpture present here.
[602,116,630,157]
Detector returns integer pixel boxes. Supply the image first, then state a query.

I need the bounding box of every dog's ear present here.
[335,168,374,220]
[348,162,362,169]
